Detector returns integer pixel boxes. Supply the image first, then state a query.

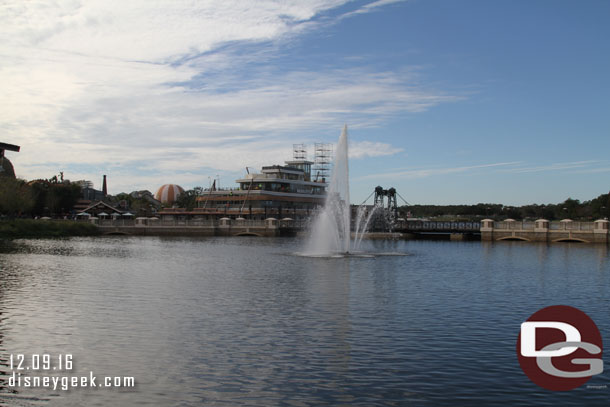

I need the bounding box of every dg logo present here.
[517,305,604,391]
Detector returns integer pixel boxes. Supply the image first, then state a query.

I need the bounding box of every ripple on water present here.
[0,237,609,406]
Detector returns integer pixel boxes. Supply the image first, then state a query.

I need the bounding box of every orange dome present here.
[155,184,185,204]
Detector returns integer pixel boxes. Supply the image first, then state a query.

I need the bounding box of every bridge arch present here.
[496,236,530,242]
[552,237,589,243]
[235,232,264,237]
[103,231,131,235]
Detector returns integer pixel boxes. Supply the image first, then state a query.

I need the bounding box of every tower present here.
[313,143,333,182]
[102,175,107,196]
[293,144,307,160]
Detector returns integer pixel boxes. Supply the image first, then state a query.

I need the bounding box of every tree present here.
[0,178,34,216]
[176,187,203,210]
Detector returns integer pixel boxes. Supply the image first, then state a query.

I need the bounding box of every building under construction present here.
[158,144,329,221]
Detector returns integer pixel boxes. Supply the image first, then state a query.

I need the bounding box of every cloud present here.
[0,0,456,193]
[572,167,610,174]
[349,141,403,158]
[357,162,521,180]
[500,161,603,174]
[340,0,408,19]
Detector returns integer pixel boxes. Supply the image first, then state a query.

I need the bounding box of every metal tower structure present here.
[293,144,307,160]
[313,143,333,181]
[374,186,398,215]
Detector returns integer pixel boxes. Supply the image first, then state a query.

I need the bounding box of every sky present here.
[1,0,609,205]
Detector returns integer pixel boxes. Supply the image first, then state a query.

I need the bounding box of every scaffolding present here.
[293,144,307,161]
[313,143,333,181]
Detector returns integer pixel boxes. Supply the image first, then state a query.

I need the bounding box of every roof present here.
[0,142,20,153]
[81,200,124,214]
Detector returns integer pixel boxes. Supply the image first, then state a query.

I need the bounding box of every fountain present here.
[301,125,407,258]
[353,203,382,251]
[305,125,351,256]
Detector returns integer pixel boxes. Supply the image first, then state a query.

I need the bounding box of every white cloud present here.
[349,141,403,158]
[342,0,408,17]
[0,0,457,193]
[358,162,521,180]
[500,161,602,174]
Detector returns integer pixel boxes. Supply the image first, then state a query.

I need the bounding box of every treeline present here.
[400,193,610,221]
[0,177,81,217]
[0,219,100,238]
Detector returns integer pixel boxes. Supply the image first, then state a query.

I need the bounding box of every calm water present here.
[0,236,609,406]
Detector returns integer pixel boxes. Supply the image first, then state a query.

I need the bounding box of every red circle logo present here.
[517,305,603,391]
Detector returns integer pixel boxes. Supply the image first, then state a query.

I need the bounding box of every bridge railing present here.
[401,221,480,231]
[549,221,593,231]
[97,219,136,227]
[494,221,535,230]
[490,220,597,231]
[96,218,308,228]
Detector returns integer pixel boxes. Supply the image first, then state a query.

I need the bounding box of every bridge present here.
[480,219,609,243]
[92,217,610,243]
[393,219,481,241]
[96,217,301,237]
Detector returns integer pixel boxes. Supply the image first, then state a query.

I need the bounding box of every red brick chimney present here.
[102,175,107,196]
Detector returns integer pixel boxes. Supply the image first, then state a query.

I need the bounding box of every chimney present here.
[102,175,107,196]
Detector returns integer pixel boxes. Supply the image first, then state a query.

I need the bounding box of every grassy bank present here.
[0,219,101,239]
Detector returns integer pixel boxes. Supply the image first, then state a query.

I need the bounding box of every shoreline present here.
[0,219,100,239]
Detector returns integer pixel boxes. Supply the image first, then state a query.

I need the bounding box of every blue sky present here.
[1,0,609,205]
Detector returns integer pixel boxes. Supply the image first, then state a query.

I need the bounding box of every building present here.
[0,142,20,178]
[158,158,328,221]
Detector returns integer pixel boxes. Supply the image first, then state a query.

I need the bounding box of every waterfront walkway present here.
[94,217,610,243]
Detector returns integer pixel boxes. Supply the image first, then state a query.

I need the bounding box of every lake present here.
[1,236,609,406]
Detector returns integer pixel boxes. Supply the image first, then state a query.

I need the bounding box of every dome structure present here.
[155,184,185,204]
[0,157,16,178]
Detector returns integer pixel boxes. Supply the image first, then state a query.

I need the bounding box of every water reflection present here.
[0,237,609,406]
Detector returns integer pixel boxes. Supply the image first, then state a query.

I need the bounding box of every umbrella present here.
[98,212,109,217]
[122,212,134,217]
[76,212,90,217]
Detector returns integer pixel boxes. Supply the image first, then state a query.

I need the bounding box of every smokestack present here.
[102,175,107,196]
